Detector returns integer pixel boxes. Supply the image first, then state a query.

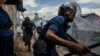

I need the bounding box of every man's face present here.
[25,18,30,22]
[65,10,75,22]
[0,0,6,4]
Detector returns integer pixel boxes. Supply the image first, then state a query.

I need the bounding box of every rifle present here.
[64,33,100,56]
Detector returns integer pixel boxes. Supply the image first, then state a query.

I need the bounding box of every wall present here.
[1,5,17,32]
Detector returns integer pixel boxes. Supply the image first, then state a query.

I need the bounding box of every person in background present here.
[72,22,78,39]
[22,17,35,51]
[0,0,15,56]
[33,2,91,56]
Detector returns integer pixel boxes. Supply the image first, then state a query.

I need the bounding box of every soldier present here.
[22,17,35,51]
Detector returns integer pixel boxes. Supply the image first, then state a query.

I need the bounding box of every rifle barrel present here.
[88,42,100,49]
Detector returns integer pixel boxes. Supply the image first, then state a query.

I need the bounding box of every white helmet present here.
[58,2,77,16]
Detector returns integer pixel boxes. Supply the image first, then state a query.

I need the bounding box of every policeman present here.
[0,0,15,56]
[33,2,91,56]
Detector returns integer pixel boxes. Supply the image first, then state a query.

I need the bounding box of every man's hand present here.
[46,29,91,55]
[71,43,91,55]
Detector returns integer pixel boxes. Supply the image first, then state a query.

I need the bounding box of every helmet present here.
[58,2,77,16]
[25,17,30,21]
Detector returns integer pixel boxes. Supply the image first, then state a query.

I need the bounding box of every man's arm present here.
[46,29,91,55]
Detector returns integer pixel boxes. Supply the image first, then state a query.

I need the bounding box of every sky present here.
[21,0,100,20]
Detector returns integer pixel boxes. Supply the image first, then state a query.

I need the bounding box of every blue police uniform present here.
[34,16,70,56]
[0,7,15,56]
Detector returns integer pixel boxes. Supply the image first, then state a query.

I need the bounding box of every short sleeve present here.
[48,24,59,33]
[48,16,65,33]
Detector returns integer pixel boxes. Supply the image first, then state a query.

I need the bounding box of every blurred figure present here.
[21,17,35,51]
[41,21,43,29]
[72,22,78,39]
[36,18,43,35]
[0,0,15,56]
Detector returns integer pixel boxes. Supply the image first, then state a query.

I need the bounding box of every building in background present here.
[81,13,100,32]
[81,13,100,24]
